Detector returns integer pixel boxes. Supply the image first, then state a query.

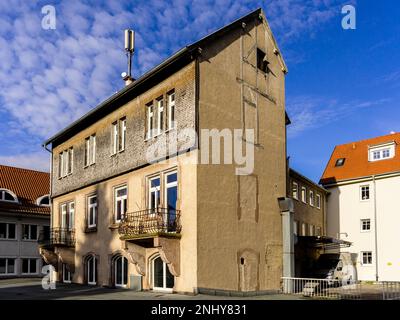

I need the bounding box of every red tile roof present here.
[320,133,400,185]
[0,164,50,215]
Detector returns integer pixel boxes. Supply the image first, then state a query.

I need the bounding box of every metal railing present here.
[382,281,400,300]
[118,208,181,238]
[282,277,361,300]
[38,228,76,247]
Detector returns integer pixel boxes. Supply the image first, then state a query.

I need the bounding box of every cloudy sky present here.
[0,0,399,181]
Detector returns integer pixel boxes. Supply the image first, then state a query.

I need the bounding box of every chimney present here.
[122,29,135,86]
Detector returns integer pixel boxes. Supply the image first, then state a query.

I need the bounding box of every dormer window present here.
[335,158,345,167]
[0,189,18,203]
[36,195,50,206]
[369,142,395,162]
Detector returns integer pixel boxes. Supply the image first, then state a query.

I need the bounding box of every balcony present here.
[118,208,181,243]
[38,227,76,248]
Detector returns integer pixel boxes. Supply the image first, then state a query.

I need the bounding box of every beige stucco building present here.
[40,8,297,295]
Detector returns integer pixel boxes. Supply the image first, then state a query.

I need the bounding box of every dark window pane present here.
[40,196,49,205]
[31,226,37,240]
[167,173,177,184]
[0,223,6,238]
[154,257,163,288]
[4,192,14,201]
[123,257,128,285]
[22,259,29,273]
[7,259,15,274]
[151,178,160,188]
[165,265,174,289]
[8,224,15,239]
[30,259,37,273]
[116,257,122,285]
[0,259,5,273]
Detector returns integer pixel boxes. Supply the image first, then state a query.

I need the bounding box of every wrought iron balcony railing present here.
[118,208,181,239]
[38,227,76,247]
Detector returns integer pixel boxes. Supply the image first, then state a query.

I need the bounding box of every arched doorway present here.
[151,255,174,292]
[113,255,128,288]
[84,255,97,285]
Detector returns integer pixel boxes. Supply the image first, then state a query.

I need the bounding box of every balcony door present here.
[114,256,128,288]
[164,172,177,231]
[149,177,161,213]
[152,255,174,292]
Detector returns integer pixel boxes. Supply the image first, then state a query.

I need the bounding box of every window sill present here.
[22,239,39,242]
[0,238,17,241]
[109,224,120,230]
[84,163,96,169]
[85,227,97,233]
[111,149,125,157]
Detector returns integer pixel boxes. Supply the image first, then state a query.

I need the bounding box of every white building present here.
[320,133,400,281]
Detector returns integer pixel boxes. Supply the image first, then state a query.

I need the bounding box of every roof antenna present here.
[121,29,135,86]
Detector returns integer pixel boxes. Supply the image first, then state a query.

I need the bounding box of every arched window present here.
[113,255,128,287]
[150,255,174,291]
[0,189,18,203]
[36,195,50,206]
[85,255,97,285]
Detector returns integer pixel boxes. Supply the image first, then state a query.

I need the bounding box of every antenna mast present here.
[124,29,135,79]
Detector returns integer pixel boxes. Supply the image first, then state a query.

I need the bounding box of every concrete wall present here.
[326,174,400,281]
[196,16,286,292]
[0,213,49,277]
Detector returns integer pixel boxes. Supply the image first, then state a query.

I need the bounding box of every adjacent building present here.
[320,132,400,281]
[40,8,291,294]
[0,165,50,278]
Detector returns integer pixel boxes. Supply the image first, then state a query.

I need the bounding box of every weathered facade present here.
[41,8,290,294]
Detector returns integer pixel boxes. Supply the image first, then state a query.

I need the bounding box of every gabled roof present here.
[289,168,328,194]
[320,132,400,185]
[44,7,287,148]
[0,165,50,216]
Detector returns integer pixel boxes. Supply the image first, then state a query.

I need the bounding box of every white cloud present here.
[0,152,50,173]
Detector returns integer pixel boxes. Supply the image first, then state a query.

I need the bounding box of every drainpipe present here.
[278,197,295,291]
[372,175,379,282]
[43,143,53,232]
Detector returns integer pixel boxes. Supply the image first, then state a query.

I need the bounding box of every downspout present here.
[42,143,53,231]
[372,175,379,281]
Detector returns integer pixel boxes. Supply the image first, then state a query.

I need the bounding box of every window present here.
[301,187,307,203]
[309,190,314,206]
[316,226,322,236]
[22,225,38,240]
[36,195,50,206]
[147,103,154,139]
[301,223,307,236]
[114,256,128,287]
[0,258,16,275]
[149,177,161,213]
[115,186,127,223]
[157,97,164,134]
[382,149,390,158]
[151,255,174,291]
[360,185,370,201]
[165,172,178,232]
[59,147,73,178]
[309,224,315,236]
[316,194,321,209]
[22,258,38,274]
[112,118,126,154]
[61,202,75,230]
[369,143,395,162]
[335,158,345,167]
[292,182,298,200]
[62,263,71,283]
[85,134,96,166]
[362,252,373,265]
[87,195,97,229]
[0,189,18,202]
[0,223,16,240]
[167,91,176,129]
[256,48,268,73]
[86,255,97,285]
[361,219,371,232]
[293,221,298,236]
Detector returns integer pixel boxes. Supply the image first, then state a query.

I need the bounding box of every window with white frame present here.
[62,263,71,283]
[361,219,371,232]
[301,187,307,203]
[36,194,50,206]
[22,224,38,240]
[316,194,321,209]
[167,91,176,129]
[0,189,18,202]
[301,223,307,236]
[292,182,298,200]
[87,195,97,229]
[149,177,161,213]
[114,255,128,287]
[112,118,126,154]
[309,190,314,206]
[84,134,96,166]
[157,96,164,134]
[147,103,154,139]
[369,143,395,162]
[61,202,75,231]
[362,251,373,265]
[115,186,127,223]
[360,185,370,201]
[0,223,16,240]
[0,258,16,275]
[22,258,38,274]
[86,255,97,285]
[59,147,73,178]
[309,224,315,236]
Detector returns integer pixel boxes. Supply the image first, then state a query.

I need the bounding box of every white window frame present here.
[361,251,373,265]
[67,148,73,175]
[87,255,96,285]
[309,190,314,207]
[21,258,38,275]
[112,118,126,154]
[114,256,128,288]
[0,189,18,203]
[112,121,118,154]
[309,224,315,236]
[0,223,17,240]
[164,171,178,204]
[157,97,164,135]
[85,135,96,167]
[360,185,370,201]
[316,194,321,209]
[115,186,127,223]
[22,224,38,241]
[36,194,50,206]
[361,219,371,232]
[292,182,298,200]
[301,223,307,236]
[59,148,73,178]
[62,263,71,283]
[167,91,176,130]
[368,142,395,162]
[0,258,16,275]
[151,255,174,292]
[301,187,307,203]
[149,176,161,214]
[61,202,74,230]
[147,104,154,139]
[87,195,97,228]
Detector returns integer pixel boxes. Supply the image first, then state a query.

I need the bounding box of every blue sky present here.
[0,0,399,182]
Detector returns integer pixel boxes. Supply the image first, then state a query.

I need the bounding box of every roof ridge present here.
[336,132,400,148]
[0,164,49,175]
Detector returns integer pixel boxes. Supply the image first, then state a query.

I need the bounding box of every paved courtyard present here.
[0,278,301,300]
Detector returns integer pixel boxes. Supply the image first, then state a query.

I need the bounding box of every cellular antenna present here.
[123,29,135,85]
